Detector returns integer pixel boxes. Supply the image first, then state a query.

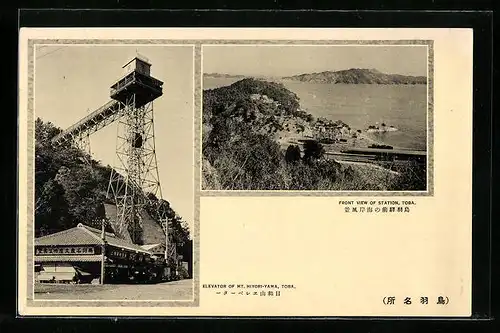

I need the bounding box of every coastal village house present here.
[34,223,172,284]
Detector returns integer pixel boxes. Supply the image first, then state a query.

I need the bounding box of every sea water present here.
[203,78,428,150]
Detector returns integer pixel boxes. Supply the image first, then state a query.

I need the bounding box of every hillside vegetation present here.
[34,118,190,249]
[283,68,427,85]
[202,78,425,191]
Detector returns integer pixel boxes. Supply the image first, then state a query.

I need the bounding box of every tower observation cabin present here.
[110,55,164,108]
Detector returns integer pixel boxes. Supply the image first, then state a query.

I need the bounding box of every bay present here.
[203,77,427,150]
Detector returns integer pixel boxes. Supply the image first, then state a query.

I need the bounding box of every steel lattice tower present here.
[108,97,164,243]
[51,55,175,264]
[106,56,166,245]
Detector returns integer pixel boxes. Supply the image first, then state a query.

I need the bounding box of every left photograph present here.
[32,45,195,301]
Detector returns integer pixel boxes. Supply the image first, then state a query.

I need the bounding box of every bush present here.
[177,265,190,280]
[285,145,301,163]
[284,158,341,190]
[388,161,426,191]
[369,144,393,150]
[205,123,284,190]
[343,166,355,181]
[302,140,325,162]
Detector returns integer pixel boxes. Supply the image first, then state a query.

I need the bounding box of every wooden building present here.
[34,223,164,284]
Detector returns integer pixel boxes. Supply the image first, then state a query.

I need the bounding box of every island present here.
[283,68,427,85]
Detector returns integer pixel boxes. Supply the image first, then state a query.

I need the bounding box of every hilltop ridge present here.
[283,68,427,84]
[204,68,427,85]
[204,73,247,79]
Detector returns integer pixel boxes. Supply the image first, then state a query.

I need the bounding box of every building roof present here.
[122,55,151,68]
[140,243,162,251]
[35,224,103,246]
[35,223,152,255]
[83,224,152,254]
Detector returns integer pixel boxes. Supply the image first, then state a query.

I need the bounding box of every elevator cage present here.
[110,57,164,108]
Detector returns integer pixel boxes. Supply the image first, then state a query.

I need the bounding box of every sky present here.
[203,45,428,77]
[35,45,195,232]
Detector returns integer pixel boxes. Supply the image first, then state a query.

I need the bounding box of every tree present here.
[302,140,325,162]
[35,117,62,143]
[285,145,301,163]
[169,214,190,246]
[56,165,107,225]
[35,179,70,236]
[35,119,109,234]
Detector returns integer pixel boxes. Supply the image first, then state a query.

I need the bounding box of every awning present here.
[74,266,92,276]
[35,255,102,263]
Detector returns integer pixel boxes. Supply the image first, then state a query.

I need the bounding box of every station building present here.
[34,223,165,284]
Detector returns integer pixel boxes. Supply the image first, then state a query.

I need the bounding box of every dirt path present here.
[34,279,193,301]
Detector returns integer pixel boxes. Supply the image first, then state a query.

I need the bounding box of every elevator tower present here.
[51,55,176,265]
[107,55,165,244]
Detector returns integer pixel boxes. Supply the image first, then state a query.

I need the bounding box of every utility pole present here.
[163,219,169,280]
[101,218,106,285]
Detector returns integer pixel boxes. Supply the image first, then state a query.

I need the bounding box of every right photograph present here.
[201,44,430,192]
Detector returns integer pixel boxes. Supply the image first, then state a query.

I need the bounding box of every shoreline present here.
[278,128,414,153]
[203,77,425,152]
[355,132,409,151]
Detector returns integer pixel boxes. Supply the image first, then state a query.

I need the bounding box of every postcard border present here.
[199,40,434,197]
[24,39,200,308]
[22,37,434,311]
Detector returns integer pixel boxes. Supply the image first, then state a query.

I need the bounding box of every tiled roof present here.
[83,225,152,255]
[140,243,162,251]
[35,225,103,246]
[35,223,152,255]
[34,255,103,262]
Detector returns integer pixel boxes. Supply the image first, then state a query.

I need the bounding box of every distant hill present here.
[204,73,283,81]
[204,73,247,79]
[283,68,427,85]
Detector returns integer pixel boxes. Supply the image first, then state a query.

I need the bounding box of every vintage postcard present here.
[18,28,473,317]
